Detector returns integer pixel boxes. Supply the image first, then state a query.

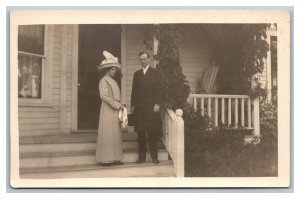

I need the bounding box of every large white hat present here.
[97,51,121,71]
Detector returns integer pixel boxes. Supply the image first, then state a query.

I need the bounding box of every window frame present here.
[18,25,52,107]
[270,35,278,104]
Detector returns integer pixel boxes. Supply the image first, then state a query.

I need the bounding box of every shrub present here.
[155,25,190,110]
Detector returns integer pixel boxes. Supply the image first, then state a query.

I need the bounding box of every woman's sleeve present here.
[99,80,121,110]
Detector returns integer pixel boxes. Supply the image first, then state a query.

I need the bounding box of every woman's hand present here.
[119,104,125,110]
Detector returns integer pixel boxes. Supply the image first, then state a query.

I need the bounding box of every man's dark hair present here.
[138,51,150,58]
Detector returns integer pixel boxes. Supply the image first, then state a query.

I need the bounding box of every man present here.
[131,52,163,164]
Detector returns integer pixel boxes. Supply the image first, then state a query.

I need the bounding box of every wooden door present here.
[78,24,121,129]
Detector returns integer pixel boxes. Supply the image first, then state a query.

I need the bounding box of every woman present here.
[96,51,125,166]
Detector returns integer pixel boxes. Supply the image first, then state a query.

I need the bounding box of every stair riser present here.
[72,127,135,134]
[20,151,169,168]
[20,141,138,154]
[20,164,174,179]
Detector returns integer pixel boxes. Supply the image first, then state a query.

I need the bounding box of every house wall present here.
[179,29,212,93]
[18,25,75,137]
[18,25,217,136]
[124,25,212,108]
[124,25,154,109]
[260,26,277,101]
[18,25,62,136]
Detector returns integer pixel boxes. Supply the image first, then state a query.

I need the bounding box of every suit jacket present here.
[131,67,163,133]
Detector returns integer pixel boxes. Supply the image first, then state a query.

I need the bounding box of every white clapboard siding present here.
[19,123,62,131]
[125,25,153,108]
[19,117,61,125]
[179,29,212,93]
[20,129,62,137]
[18,25,63,136]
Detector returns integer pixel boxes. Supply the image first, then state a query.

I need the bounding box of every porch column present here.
[60,26,68,133]
[121,25,127,105]
[251,73,261,137]
[71,25,79,131]
[252,98,260,137]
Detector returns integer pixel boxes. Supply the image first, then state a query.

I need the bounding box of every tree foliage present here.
[201,24,271,97]
[155,25,190,110]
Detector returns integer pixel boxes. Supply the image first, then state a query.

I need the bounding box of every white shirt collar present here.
[143,65,150,74]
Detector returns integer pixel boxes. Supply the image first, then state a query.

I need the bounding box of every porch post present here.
[60,26,68,133]
[251,73,260,137]
[71,25,79,131]
[252,98,260,137]
[121,25,127,105]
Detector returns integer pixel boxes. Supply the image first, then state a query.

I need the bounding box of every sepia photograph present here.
[9,10,290,188]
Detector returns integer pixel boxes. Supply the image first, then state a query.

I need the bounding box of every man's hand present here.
[154,104,160,113]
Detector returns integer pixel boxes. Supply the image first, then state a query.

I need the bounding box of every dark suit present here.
[131,66,163,161]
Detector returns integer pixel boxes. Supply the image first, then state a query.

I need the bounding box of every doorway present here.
[78,24,121,130]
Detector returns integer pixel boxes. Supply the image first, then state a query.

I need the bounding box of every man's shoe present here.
[136,159,145,164]
[152,159,159,164]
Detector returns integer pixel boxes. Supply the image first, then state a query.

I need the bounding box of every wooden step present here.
[19,132,138,153]
[20,133,164,154]
[20,148,169,169]
[20,160,174,178]
[71,126,135,134]
[20,141,139,154]
[20,132,137,145]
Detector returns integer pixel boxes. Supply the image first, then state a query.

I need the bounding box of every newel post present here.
[175,109,184,177]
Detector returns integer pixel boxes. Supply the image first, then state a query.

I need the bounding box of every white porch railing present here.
[161,94,260,177]
[188,94,260,136]
[162,109,184,177]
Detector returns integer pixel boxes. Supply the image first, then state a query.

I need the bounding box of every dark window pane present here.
[18,54,42,98]
[18,25,45,55]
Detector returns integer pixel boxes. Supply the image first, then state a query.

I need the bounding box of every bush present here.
[155,25,190,110]
[184,100,278,177]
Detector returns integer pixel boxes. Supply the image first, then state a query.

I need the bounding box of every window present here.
[18,25,45,99]
[18,25,52,106]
